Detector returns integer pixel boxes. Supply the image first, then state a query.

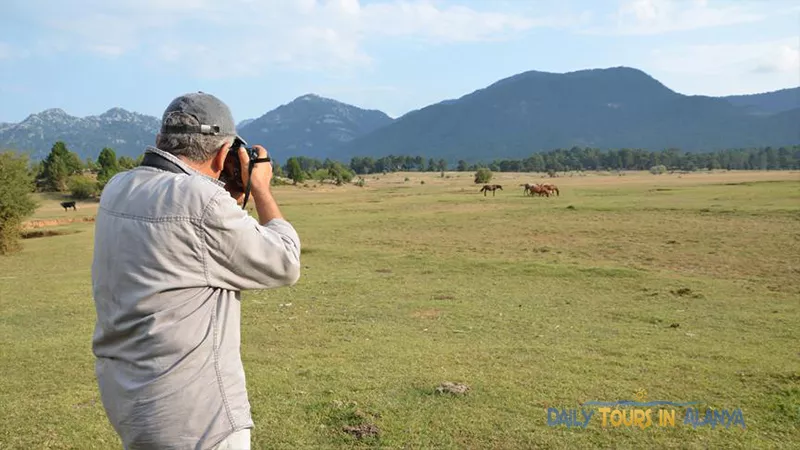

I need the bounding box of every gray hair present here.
[156,112,235,162]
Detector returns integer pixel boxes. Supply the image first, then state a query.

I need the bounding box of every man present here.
[91,92,301,450]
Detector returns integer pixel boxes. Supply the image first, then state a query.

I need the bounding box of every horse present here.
[540,183,559,196]
[528,184,550,197]
[480,184,503,196]
[60,201,77,211]
[519,183,535,196]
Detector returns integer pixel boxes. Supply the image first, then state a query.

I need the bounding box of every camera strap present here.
[241,156,272,210]
[140,152,190,175]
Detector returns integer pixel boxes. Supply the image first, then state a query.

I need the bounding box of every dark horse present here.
[60,201,77,211]
[480,184,503,196]
[519,183,535,196]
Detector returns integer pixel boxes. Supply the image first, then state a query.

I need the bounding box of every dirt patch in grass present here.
[435,382,470,395]
[22,217,95,230]
[342,424,380,439]
[411,309,442,319]
[21,229,79,239]
[316,400,381,442]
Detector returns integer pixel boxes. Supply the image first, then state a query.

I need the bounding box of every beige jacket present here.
[91,146,300,449]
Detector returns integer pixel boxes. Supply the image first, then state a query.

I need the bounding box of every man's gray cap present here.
[160,91,240,138]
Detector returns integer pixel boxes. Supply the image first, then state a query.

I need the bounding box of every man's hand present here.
[238,145,273,195]
[237,144,284,223]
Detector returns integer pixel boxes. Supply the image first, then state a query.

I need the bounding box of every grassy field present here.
[1,170,799,449]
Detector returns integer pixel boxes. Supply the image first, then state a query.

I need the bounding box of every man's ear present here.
[211,140,231,173]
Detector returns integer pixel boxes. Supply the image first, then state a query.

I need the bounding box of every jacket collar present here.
[142,146,226,188]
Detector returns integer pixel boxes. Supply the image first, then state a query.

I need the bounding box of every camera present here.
[220,137,259,192]
[219,137,272,209]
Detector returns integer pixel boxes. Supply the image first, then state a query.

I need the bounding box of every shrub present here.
[649,165,667,175]
[0,151,38,255]
[474,168,492,184]
[286,158,306,185]
[271,177,292,186]
[327,163,354,186]
[311,168,329,182]
[68,175,99,199]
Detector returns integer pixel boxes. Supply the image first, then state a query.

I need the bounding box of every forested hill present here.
[335,67,799,163]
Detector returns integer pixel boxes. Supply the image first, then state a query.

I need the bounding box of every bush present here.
[286,158,306,185]
[474,168,492,184]
[649,165,667,175]
[311,168,329,182]
[327,163,354,186]
[68,175,99,199]
[0,151,38,255]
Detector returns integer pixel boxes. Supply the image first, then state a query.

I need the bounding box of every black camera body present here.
[220,137,258,192]
[220,137,271,209]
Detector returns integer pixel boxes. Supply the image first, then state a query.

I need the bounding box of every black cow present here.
[60,201,77,211]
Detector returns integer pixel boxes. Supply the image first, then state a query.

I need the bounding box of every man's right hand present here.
[237,144,285,223]
[238,145,273,194]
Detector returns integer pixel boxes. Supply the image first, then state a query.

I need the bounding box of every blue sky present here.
[1,0,798,124]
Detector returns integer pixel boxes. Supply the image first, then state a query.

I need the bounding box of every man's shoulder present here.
[100,168,228,221]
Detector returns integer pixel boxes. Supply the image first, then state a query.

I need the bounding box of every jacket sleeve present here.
[202,191,301,291]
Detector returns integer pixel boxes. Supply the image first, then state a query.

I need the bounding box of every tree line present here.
[349,146,800,174]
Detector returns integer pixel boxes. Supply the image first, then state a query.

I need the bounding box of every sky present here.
[0,0,798,124]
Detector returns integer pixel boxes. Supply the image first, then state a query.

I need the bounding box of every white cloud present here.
[88,45,126,58]
[585,0,765,35]
[357,2,547,42]
[649,37,800,95]
[20,0,564,76]
[0,42,32,60]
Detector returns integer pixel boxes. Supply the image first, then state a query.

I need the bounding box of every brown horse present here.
[540,183,559,196]
[528,184,550,197]
[480,184,503,196]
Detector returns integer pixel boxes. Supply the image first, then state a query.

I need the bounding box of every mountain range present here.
[237,94,393,160]
[1,67,797,164]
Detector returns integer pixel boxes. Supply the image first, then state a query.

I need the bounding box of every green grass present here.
[1,170,799,449]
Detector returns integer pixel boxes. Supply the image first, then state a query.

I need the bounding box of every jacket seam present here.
[98,205,202,223]
[211,295,237,431]
[199,192,223,287]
